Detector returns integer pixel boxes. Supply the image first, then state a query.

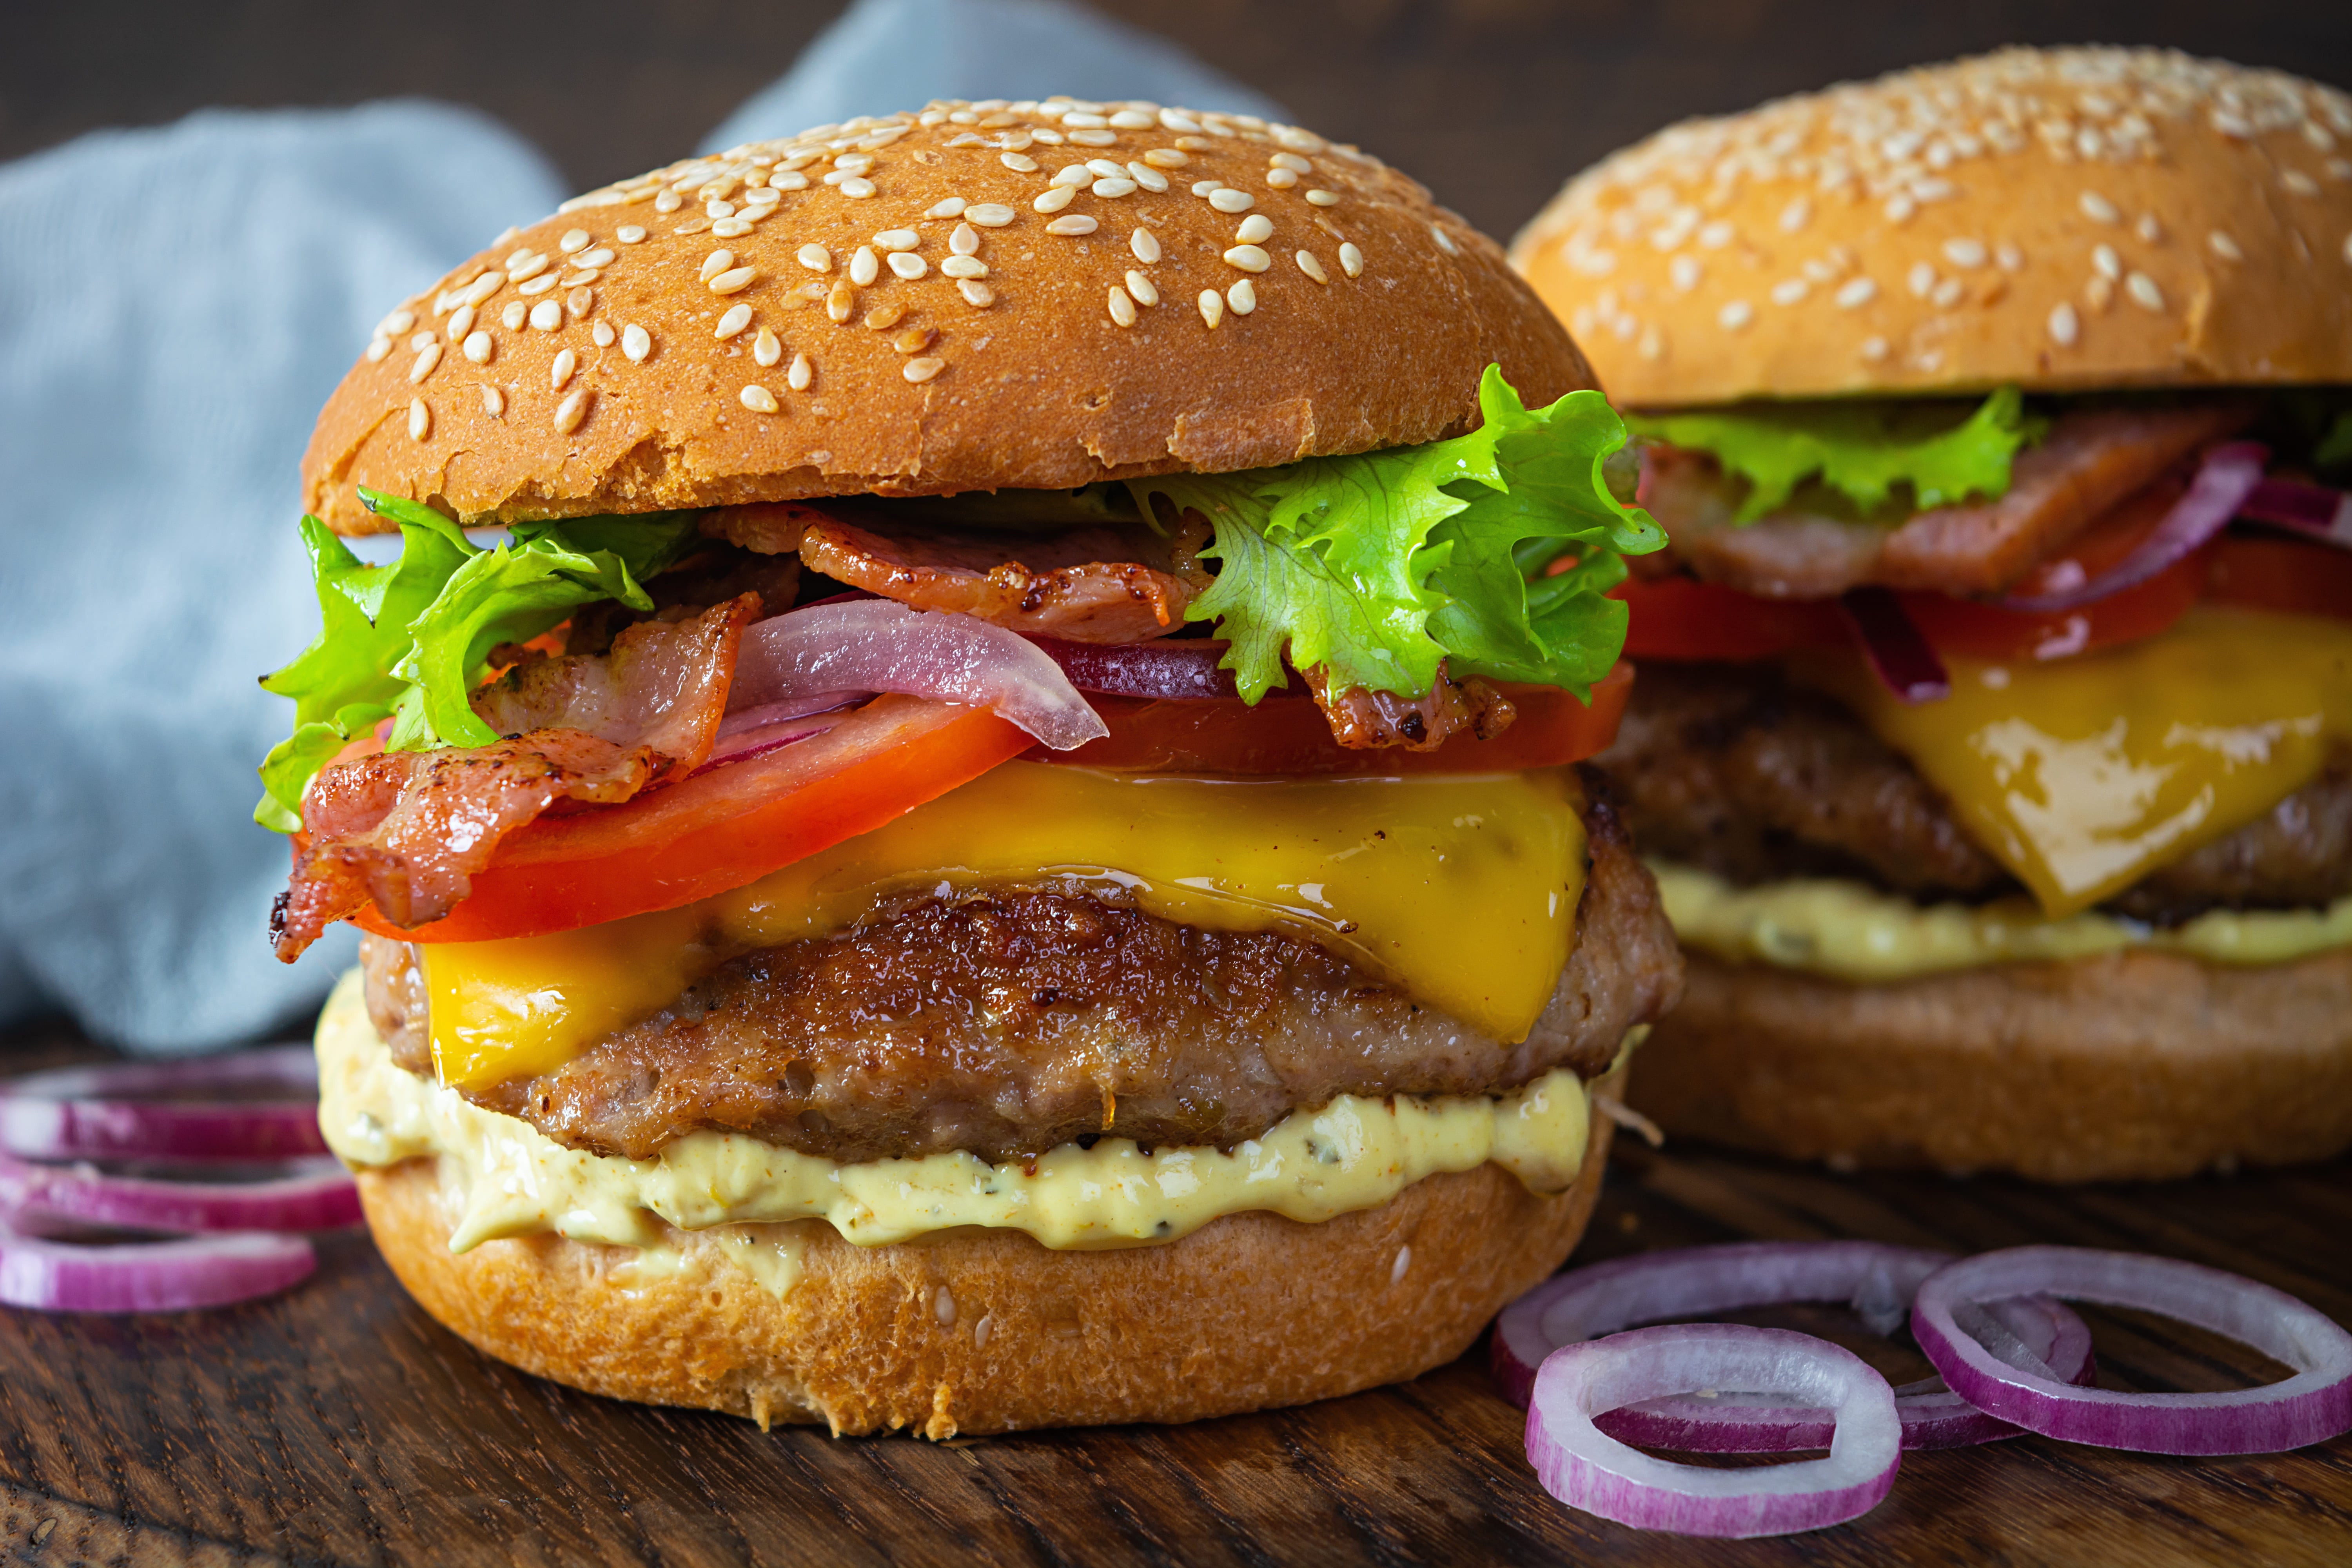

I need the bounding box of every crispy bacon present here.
[1301,662,1517,751]
[709,502,1209,644]
[1645,403,2254,598]
[272,731,659,960]
[274,595,762,961]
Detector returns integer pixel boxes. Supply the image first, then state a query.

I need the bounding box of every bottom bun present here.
[1630,948,2352,1182]
[359,1100,1614,1437]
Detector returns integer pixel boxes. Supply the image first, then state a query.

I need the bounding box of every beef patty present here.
[1603,661,2352,922]
[362,775,1684,1165]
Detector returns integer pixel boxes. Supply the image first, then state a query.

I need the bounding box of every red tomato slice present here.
[2206,536,2352,621]
[1616,577,1844,661]
[1041,664,1633,774]
[356,695,1029,944]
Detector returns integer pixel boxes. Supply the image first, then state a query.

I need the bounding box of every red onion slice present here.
[0,1152,360,1234]
[0,1047,328,1162]
[0,1217,315,1313]
[1526,1325,1901,1537]
[1838,588,1949,703]
[731,600,1108,750]
[1021,635,1303,701]
[1911,1245,2352,1455]
[2239,477,2352,549]
[2002,442,2270,611]
[1492,1240,2094,1449]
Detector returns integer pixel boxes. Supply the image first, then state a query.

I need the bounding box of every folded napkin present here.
[0,0,1278,1054]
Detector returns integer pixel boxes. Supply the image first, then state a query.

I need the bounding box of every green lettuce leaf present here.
[1628,386,2045,523]
[255,490,701,830]
[2318,410,2352,474]
[1128,366,1664,704]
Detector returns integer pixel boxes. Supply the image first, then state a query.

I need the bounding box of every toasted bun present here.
[305,99,1593,534]
[1512,47,2352,407]
[1628,949,2352,1181]
[357,1100,1613,1436]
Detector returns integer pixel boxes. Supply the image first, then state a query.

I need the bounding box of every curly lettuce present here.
[1628,386,2046,523]
[255,491,699,831]
[1129,366,1665,704]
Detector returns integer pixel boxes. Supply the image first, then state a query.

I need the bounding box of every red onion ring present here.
[2239,477,2352,549]
[0,1047,328,1162]
[0,1152,359,1234]
[2002,443,2270,611]
[0,1217,316,1313]
[731,600,1107,750]
[1493,1241,2093,1449]
[1526,1325,1901,1537]
[1911,1246,2352,1455]
[1838,588,1950,703]
[1021,635,1303,701]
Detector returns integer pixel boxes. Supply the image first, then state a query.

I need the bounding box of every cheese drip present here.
[1817,608,2352,917]
[316,971,1602,1255]
[421,763,1588,1089]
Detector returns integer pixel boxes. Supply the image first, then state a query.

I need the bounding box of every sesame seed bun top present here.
[1510,47,2352,408]
[304,98,1595,535]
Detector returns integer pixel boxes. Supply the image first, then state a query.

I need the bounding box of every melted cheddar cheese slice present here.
[421,763,1589,1089]
[1819,607,2352,917]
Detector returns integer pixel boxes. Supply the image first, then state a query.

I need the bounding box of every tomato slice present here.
[1041,664,1633,774]
[2207,536,2352,621]
[1616,577,1844,661]
[356,695,1029,943]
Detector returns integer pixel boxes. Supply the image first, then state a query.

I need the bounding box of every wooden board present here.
[0,1023,2346,1566]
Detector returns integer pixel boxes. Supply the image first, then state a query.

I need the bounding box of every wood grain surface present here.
[0,1017,2346,1566]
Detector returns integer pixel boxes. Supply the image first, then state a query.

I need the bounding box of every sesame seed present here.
[1834,276,1877,309]
[700,249,735,282]
[927,198,967,219]
[1884,194,1916,224]
[578,248,616,269]
[1109,109,1155,130]
[903,357,945,383]
[896,325,936,354]
[553,389,589,434]
[1208,188,1254,213]
[1086,158,1124,179]
[592,321,615,347]
[712,218,752,238]
[566,285,594,319]
[1270,151,1312,174]
[1031,128,1065,146]
[1142,148,1189,169]
[1299,188,1339,209]
[670,220,711,239]
[888,252,928,279]
[1638,325,1664,360]
[752,326,782,367]
[967,203,1015,227]
[2087,274,2116,312]
[380,307,417,335]
[1226,279,1257,314]
[1236,214,1273,243]
[550,347,577,391]
[1034,186,1076,214]
[2080,191,2120,224]
[1198,289,1225,327]
[827,281,856,322]
[506,252,549,283]
[408,342,442,387]
[788,352,813,389]
[2345,232,2352,265]
[957,279,995,307]
[1174,135,1216,153]
[866,301,909,332]
[796,245,832,274]
[1770,278,1808,306]
[655,190,682,214]
[2283,170,2321,196]
[622,324,652,361]
[2125,271,2165,310]
[1108,285,1138,327]
[1191,180,1221,197]
[446,305,476,340]
[1046,215,1099,236]
[1062,112,1107,129]
[1294,250,1328,284]
[1718,299,1753,331]
[740,384,779,414]
[408,397,430,441]
[709,266,756,295]
[1996,242,2024,272]
[941,255,987,279]
[1052,164,1091,189]
[502,301,528,330]
[1859,335,1889,361]
[1779,196,1811,232]
[1698,221,1734,249]
[1339,242,1363,278]
[2134,215,2163,244]
[838,177,875,198]
[850,247,879,285]
[1125,269,1160,306]
[2049,302,2081,345]
[617,225,647,244]
[1931,278,1964,308]
[1160,109,1203,134]
[2092,244,2122,280]
[1667,256,1702,292]
[1000,152,1039,172]
[518,274,559,296]
[462,330,493,363]
[1131,227,1161,264]
[1265,168,1298,189]
[480,385,504,417]
[1908,262,1936,298]
[1127,163,1169,192]
[1943,238,1988,269]
[1093,177,1138,198]
[769,172,808,192]
[365,335,391,362]
[1068,129,1116,147]
[1223,244,1270,272]
[715,303,752,338]
[745,187,781,209]
[707,200,737,220]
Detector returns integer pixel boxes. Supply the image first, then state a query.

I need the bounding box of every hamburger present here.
[262,96,1684,1435]
[1513,47,2352,1183]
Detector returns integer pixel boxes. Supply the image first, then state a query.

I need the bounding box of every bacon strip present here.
[1646,403,2254,598]
[709,502,1208,644]
[1302,662,1516,751]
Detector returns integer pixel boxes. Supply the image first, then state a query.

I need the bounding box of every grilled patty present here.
[362,777,1683,1164]
[1603,661,2352,923]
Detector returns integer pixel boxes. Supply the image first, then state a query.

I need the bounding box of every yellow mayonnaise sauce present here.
[422,763,1588,1089]
[1815,608,2352,918]
[1654,861,2352,983]
[317,972,1606,1275]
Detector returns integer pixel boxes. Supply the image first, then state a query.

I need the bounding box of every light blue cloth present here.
[0,0,1275,1053]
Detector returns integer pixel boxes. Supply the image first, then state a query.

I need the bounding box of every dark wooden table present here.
[0,1019,2346,1566]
